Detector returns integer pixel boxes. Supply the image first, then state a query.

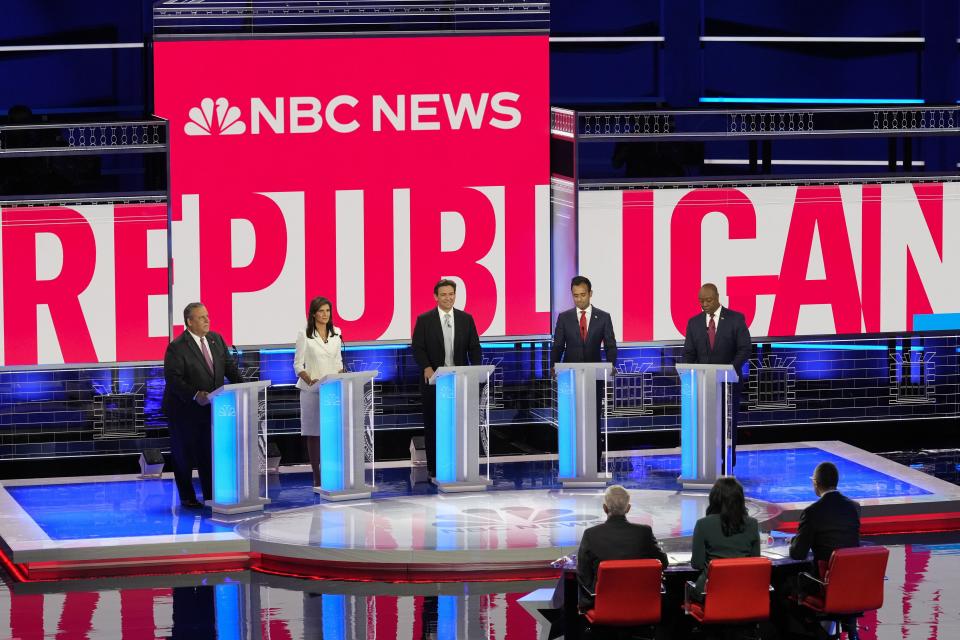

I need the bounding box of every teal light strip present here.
[769,343,887,351]
[343,344,407,351]
[913,313,960,331]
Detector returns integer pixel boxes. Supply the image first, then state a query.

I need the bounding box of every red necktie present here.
[708,314,716,349]
[579,310,587,341]
[201,337,215,374]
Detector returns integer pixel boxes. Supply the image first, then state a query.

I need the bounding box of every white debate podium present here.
[429,364,496,493]
[554,362,612,488]
[207,380,272,514]
[675,363,739,490]
[314,370,379,501]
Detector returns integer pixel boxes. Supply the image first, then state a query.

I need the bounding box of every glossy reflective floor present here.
[244,488,781,562]
[1,445,960,637]
[3,444,949,541]
[3,443,959,578]
[1,537,959,639]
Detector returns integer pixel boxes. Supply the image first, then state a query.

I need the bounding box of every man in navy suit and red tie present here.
[683,283,752,467]
[551,275,618,466]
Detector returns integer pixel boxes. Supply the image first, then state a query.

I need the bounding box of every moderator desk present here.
[523,545,810,640]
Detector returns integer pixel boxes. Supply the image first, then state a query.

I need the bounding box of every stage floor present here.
[1,441,958,581]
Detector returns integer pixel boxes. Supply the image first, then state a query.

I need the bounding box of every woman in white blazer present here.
[294,296,344,487]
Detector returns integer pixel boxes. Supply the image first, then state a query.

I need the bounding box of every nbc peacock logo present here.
[184,97,246,136]
[433,506,602,533]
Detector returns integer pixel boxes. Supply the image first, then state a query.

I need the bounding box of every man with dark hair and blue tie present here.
[683,283,751,467]
[551,275,618,467]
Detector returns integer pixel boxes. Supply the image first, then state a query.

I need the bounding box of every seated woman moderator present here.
[294,296,344,487]
[690,476,761,598]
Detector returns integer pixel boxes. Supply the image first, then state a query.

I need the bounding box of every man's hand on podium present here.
[195,391,210,406]
[424,367,435,382]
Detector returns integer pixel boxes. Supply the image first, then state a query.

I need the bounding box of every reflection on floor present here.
[2,443,959,581]
[881,448,960,486]
[3,443,950,541]
[1,537,958,639]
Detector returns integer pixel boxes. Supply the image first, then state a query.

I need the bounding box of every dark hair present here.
[434,279,457,295]
[306,296,338,340]
[813,462,839,490]
[571,275,592,291]
[706,476,748,537]
[183,302,204,325]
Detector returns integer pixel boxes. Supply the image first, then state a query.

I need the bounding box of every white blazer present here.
[294,328,344,391]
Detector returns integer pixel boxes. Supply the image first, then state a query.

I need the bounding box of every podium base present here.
[433,478,492,493]
[678,477,715,491]
[206,497,271,514]
[560,476,610,488]
[313,486,373,501]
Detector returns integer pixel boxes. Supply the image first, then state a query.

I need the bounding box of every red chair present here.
[796,546,889,638]
[583,559,663,633]
[682,557,772,636]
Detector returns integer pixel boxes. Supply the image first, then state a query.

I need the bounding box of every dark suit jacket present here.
[162,330,243,426]
[411,308,483,379]
[691,513,761,592]
[576,514,668,609]
[683,307,751,373]
[551,306,617,367]
[789,490,861,568]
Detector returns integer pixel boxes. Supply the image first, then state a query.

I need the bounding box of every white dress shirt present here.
[438,307,455,365]
[187,329,209,354]
[577,305,593,335]
[704,306,724,328]
[437,307,455,338]
[187,330,215,400]
[294,328,344,391]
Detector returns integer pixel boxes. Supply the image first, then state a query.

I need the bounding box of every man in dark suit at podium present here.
[682,283,751,467]
[411,279,483,478]
[163,302,243,508]
[552,275,618,467]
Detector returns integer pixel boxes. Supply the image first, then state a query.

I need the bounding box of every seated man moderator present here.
[576,485,668,610]
[789,461,862,640]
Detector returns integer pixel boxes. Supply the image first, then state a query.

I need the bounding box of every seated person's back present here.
[576,485,668,610]
[691,477,761,595]
[789,461,861,570]
[786,462,863,640]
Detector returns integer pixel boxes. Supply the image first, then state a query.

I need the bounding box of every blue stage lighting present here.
[913,313,960,331]
[679,370,699,480]
[320,381,344,491]
[556,369,577,479]
[212,394,239,505]
[435,374,458,484]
